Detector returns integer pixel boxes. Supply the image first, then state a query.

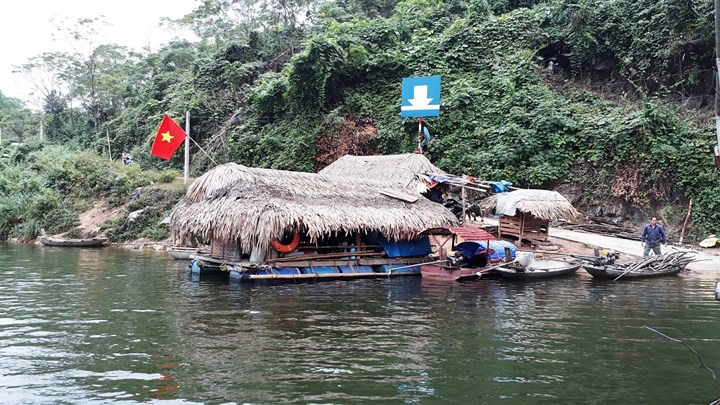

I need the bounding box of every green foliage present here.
[3,0,720,239]
[0,144,171,241]
[103,186,185,242]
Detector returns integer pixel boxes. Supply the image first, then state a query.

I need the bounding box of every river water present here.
[1,244,719,404]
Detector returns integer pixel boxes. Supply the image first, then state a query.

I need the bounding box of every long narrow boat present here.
[496,259,581,280]
[39,236,108,248]
[583,263,684,279]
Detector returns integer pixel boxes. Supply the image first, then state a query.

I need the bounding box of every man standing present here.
[641,217,667,257]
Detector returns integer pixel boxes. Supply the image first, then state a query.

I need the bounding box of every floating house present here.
[170,162,458,283]
[481,189,579,242]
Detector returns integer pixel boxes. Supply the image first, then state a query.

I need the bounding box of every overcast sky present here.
[0,0,199,107]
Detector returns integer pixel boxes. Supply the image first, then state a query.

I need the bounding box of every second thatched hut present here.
[481,189,579,242]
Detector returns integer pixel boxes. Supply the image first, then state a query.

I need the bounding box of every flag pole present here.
[184,111,190,184]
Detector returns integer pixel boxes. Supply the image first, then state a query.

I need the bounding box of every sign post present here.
[401,76,441,153]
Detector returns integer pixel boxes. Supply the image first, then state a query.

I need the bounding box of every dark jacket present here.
[641,224,666,247]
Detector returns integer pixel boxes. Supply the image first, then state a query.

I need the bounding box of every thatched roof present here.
[481,189,580,221]
[170,163,458,253]
[319,154,445,191]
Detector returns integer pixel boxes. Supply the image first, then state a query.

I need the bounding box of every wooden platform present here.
[499,213,549,242]
[192,255,426,271]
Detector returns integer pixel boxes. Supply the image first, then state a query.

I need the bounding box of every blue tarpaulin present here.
[486,180,513,193]
[455,240,517,261]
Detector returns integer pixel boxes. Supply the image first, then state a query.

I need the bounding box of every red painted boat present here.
[420,226,507,281]
[420,263,496,281]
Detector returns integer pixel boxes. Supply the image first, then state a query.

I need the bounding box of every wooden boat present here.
[167,246,209,260]
[496,259,581,280]
[420,263,496,282]
[420,227,515,281]
[583,263,684,279]
[581,251,693,279]
[39,236,108,248]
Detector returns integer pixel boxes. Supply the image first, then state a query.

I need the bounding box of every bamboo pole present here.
[106,128,112,161]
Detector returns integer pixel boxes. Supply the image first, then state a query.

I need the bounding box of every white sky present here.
[0,0,199,108]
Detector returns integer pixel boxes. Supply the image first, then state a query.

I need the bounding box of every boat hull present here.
[496,263,581,280]
[39,237,108,247]
[583,264,683,279]
[420,264,490,281]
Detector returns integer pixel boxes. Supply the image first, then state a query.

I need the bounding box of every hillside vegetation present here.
[1,0,718,241]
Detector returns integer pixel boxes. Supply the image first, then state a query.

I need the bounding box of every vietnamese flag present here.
[151,114,187,160]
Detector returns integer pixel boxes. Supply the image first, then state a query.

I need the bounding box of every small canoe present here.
[39,236,108,248]
[168,247,209,260]
[496,260,581,280]
[583,263,683,279]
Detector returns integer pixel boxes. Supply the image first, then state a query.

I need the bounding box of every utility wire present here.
[644,326,720,389]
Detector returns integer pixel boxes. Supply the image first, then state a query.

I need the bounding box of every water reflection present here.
[0,244,719,403]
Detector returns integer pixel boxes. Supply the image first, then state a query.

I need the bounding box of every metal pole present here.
[184,111,190,184]
[417,117,423,154]
[0,128,3,146]
[461,184,467,225]
[39,118,44,141]
[715,0,720,166]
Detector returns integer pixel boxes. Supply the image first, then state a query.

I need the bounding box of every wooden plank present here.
[380,190,419,203]
[358,257,426,265]
[248,272,418,280]
[267,250,379,263]
[270,259,358,268]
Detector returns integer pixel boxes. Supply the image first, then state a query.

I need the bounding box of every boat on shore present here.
[39,236,108,248]
[496,259,582,280]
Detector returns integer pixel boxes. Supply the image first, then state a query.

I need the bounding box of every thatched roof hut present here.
[481,190,579,242]
[170,163,458,254]
[319,153,445,191]
[481,189,579,221]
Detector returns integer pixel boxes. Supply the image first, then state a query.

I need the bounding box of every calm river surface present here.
[1,244,720,404]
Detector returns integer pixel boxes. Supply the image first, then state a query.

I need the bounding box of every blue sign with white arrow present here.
[401,75,441,117]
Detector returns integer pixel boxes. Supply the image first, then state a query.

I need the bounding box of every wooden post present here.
[106,128,112,161]
[461,184,466,226]
[184,111,190,184]
[679,199,693,244]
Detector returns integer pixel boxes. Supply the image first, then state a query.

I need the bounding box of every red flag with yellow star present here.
[151,114,187,160]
